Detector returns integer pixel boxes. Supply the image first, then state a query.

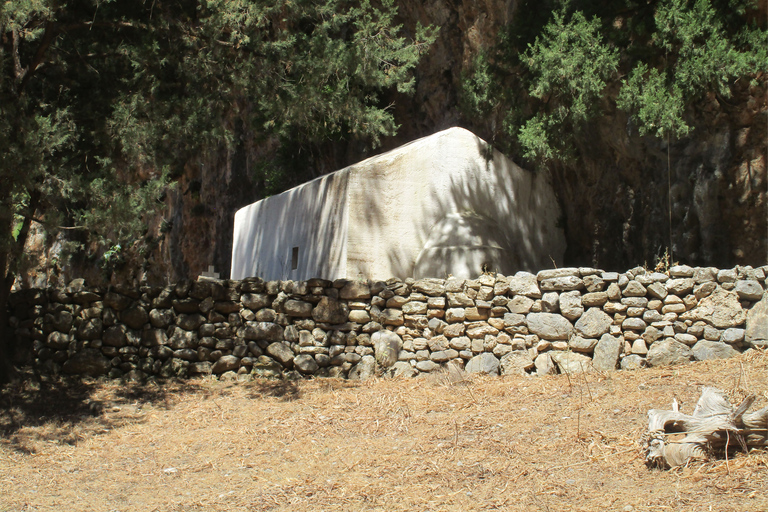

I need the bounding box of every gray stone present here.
[240,321,284,342]
[718,268,738,283]
[623,281,647,297]
[121,306,149,330]
[568,335,598,353]
[312,297,348,324]
[692,340,740,361]
[593,334,621,371]
[284,300,313,317]
[266,342,294,367]
[646,339,693,367]
[349,355,376,380]
[103,325,128,347]
[339,281,371,300]
[385,361,418,378]
[735,280,764,301]
[402,301,428,315]
[680,288,746,328]
[77,317,103,340]
[415,360,439,372]
[210,355,239,373]
[534,353,556,376]
[413,279,446,297]
[62,349,110,376]
[646,282,668,300]
[669,265,694,277]
[620,354,647,370]
[173,348,198,361]
[549,351,593,374]
[465,353,500,375]
[177,313,205,331]
[508,273,541,298]
[540,276,583,292]
[294,354,319,374]
[622,318,647,331]
[581,292,608,307]
[674,333,698,346]
[188,361,213,375]
[541,292,559,312]
[666,278,694,295]
[372,330,402,368]
[559,291,583,320]
[574,308,612,338]
[507,295,535,314]
[252,356,284,378]
[499,351,535,375]
[746,292,768,347]
[722,328,745,344]
[527,313,573,340]
[537,268,579,280]
[380,309,405,326]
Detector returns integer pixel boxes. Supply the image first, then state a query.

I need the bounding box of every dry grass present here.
[2,351,768,512]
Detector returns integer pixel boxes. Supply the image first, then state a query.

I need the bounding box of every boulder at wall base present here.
[294,354,319,375]
[385,361,418,378]
[692,340,740,361]
[574,308,612,339]
[745,292,768,348]
[465,353,500,375]
[372,330,403,368]
[646,339,693,367]
[549,351,593,374]
[592,334,622,372]
[211,355,240,374]
[499,351,534,375]
[349,355,376,380]
[62,349,111,376]
[266,342,294,368]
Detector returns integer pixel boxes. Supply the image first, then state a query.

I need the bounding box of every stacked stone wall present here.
[6,265,768,381]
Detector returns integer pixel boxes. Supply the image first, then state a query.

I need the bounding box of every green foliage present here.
[482,0,767,164]
[0,0,435,282]
[517,8,618,161]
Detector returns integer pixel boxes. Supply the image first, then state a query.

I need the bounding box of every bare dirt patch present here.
[2,351,767,512]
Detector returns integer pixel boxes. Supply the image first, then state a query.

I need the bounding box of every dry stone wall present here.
[7,265,768,382]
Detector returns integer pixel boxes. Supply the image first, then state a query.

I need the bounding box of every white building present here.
[231,127,565,281]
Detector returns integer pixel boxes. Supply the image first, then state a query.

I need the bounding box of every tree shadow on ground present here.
[0,369,204,454]
[245,378,303,401]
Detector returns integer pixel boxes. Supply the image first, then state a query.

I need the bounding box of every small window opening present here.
[291,247,299,270]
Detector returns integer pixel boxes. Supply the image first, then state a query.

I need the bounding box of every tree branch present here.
[18,21,58,96]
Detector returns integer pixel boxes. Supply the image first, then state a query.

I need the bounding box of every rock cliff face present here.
[16,0,767,287]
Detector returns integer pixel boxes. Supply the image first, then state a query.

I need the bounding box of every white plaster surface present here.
[231,127,565,280]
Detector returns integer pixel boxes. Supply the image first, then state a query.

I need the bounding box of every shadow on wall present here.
[231,171,350,281]
[357,130,563,280]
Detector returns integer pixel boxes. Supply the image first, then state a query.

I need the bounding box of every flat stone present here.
[212,355,240,374]
[385,361,418,378]
[339,281,371,300]
[646,282,668,300]
[380,309,405,326]
[674,333,698,346]
[669,265,694,277]
[717,268,738,283]
[402,302,428,315]
[540,276,583,292]
[646,339,693,367]
[507,296,535,314]
[412,278,446,297]
[537,268,579,280]
[692,340,740,361]
[574,308,612,338]
[568,335,598,353]
[283,300,313,317]
[581,292,608,307]
[416,360,439,372]
[447,292,475,307]
[527,313,573,340]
